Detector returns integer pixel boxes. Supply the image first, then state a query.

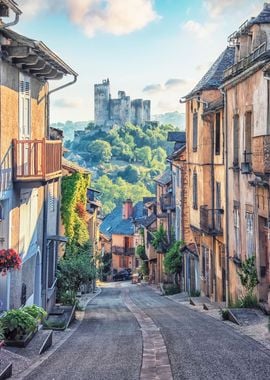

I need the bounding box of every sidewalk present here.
[1,289,101,379]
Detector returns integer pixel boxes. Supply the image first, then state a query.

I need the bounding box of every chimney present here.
[122,199,133,219]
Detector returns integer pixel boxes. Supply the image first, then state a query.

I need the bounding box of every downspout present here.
[220,87,229,308]
[42,184,49,310]
[1,12,20,29]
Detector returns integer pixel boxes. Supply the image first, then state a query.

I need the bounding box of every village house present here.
[0,1,77,312]
[99,200,144,273]
[167,133,200,294]
[182,47,234,302]
[222,3,270,308]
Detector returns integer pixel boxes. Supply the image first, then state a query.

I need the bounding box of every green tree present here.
[88,140,112,162]
[135,146,152,165]
[119,165,140,183]
[164,241,184,285]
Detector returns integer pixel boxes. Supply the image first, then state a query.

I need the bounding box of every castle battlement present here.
[94,79,151,127]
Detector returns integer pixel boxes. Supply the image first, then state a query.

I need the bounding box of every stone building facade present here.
[94,79,151,127]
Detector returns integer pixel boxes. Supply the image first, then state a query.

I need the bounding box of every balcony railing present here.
[252,135,270,175]
[13,139,62,182]
[112,246,135,256]
[223,42,267,80]
[200,205,223,236]
[160,193,175,212]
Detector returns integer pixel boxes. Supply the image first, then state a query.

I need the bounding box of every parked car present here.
[113,270,131,281]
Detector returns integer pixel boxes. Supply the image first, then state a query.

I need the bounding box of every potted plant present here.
[23,305,47,324]
[1,309,37,346]
[0,249,22,276]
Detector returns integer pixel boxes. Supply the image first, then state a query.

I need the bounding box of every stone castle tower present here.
[94,79,151,127]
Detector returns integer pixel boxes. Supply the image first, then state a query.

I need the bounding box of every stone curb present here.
[12,288,102,380]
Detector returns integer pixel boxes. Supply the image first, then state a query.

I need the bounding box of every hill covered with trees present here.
[65,122,179,214]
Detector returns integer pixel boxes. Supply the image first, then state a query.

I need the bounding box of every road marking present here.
[123,289,173,380]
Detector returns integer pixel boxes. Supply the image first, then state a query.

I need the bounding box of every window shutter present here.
[193,112,198,151]
[193,172,198,209]
[233,115,239,166]
[19,73,31,139]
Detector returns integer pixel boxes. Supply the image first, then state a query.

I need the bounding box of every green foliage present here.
[1,309,37,339]
[23,305,47,322]
[57,247,96,304]
[230,294,258,309]
[68,122,179,214]
[94,175,152,214]
[190,289,201,297]
[43,319,66,330]
[164,241,183,275]
[136,245,147,261]
[88,140,112,162]
[152,225,169,252]
[163,283,180,295]
[61,172,90,246]
[0,321,4,341]
[219,309,230,320]
[140,261,149,276]
[96,252,112,281]
[237,256,259,295]
[119,165,140,183]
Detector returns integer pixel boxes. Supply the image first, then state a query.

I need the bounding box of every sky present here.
[11,0,267,122]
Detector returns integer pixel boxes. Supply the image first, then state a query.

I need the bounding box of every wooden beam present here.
[3,45,30,58]
[13,55,39,66]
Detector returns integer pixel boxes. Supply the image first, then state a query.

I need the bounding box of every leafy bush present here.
[237,256,259,308]
[220,309,230,320]
[43,319,66,330]
[57,250,96,303]
[190,290,201,297]
[0,321,5,341]
[1,309,37,340]
[164,241,184,276]
[152,225,169,252]
[163,284,180,295]
[23,305,47,322]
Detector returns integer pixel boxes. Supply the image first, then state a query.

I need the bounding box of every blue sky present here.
[13,0,265,122]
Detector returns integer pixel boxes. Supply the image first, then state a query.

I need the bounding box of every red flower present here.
[0,249,21,276]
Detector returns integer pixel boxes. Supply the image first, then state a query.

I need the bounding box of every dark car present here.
[113,270,131,281]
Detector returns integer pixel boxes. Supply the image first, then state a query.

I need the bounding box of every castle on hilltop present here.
[94,79,151,127]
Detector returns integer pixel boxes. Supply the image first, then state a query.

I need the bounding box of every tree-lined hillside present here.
[65,122,179,214]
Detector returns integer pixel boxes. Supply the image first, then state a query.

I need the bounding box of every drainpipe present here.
[0,12,20,29]
[210,114,216,301]
[220,88,229,307]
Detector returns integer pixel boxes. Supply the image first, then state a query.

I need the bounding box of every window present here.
[244,111,252,163]
[19,73,31,139]
[233,207,240,257]
[192,112,198,151]
[246,213,254,257]
[192,172,198,209]
[233,115,239,166]
[215,112,221,155]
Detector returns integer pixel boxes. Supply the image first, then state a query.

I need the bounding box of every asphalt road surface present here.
[24,283,270,380]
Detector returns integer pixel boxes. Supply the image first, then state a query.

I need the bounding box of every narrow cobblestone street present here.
[19,283,270,380]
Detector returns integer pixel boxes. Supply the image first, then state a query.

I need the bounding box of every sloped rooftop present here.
[185,47,235,99]
[100,201,144,237]
[154,170,172,186]
[250,3,270,25]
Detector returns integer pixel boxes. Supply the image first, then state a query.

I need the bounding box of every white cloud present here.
[19,0,159,37]
[203,0,240,17]
[54,98,83,108]
[182,20,217,39]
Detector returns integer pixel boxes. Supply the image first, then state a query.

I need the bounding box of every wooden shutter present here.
[19,73,31,139]
[245,112,252,163]
[193,112,198,151]
[233,115,239,166]
[215,112,221,155]
[193,172,198,209]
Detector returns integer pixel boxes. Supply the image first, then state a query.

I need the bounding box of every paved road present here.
[25,285,142,380]
[24,283,270,380]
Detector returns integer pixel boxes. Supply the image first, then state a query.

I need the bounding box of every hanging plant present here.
[0,249,22,276]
